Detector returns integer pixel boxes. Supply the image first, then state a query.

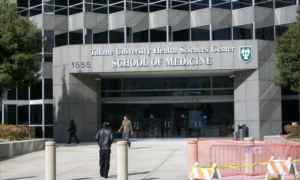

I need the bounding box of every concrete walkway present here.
[0,140,187,180]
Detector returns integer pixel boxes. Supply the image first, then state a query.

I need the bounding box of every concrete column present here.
[45,141,56,180]
[117,141,128,180]
[244,137,254,174]
[187,140,198,178]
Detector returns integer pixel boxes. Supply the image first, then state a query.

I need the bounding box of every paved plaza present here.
[0,140,187,180]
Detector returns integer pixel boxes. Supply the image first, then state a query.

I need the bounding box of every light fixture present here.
[229,75,235,78]
[95,78,101,81]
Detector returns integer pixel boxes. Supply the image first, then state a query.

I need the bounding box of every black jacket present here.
[95,128,115,149]
[68,122,77,133]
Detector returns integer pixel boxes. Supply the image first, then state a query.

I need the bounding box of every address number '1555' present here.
[72,62,91,68]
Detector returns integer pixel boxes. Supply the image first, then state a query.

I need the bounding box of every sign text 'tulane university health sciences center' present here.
[88,45,253,68]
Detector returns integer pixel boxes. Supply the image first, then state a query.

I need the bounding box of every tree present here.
[0,0,42,108]
[273,8,300,92]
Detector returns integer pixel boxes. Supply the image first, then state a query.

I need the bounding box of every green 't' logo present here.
[239,46,252,63]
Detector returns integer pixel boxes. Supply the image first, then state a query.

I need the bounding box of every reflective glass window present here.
[255,0,273,8]
[30,105,43,125]
[70,0,83,5]
[55,32,68,47]
[256,26,274,41]
[212,76,233,88]
[150,28,167,42]
[44,54,52,62]
[191,0,209,10]
[233,24,253,40]
[17,0,29,8]
[32,126,43,138]
[69,30,83,45]
[212,27,231,40]
[45,104,53,125]
[45,126,53,138]
[282,100,299,122]
[4,105,16,125]
[192,27,210,41]
[69,4,83,15]
[29,5,42,16]
[102,79,122,90]
[149,1,166,12]
[30,81,42,100]
[44,30,54,53]
[18,86,29,100]
[133,30,148,43]
[18,105,29,125]
[276,25,289,37]
[93,31,108,44]
[109,29,124,43]
[232,0,252,9]
[281,87,298,95]
[45,79,53,99]
[173,29,190,42]
[7,89,16,100]
[30,0,42,7]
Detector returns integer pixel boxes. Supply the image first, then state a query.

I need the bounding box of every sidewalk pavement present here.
[0,139,187,180]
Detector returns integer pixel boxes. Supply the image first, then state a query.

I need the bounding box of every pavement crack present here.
[141,143,185,180]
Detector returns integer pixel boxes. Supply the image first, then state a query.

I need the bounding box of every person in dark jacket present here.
[67,119,79,144]
[95,122,115,179]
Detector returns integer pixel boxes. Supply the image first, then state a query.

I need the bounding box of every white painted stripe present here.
[267,164,275,174]
[203,169,210,178]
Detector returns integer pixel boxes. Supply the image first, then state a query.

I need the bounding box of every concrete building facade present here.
[3,0,299,142]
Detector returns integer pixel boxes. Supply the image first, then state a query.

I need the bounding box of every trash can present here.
[238,124,247,139]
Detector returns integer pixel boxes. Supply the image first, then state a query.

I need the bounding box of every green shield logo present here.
[239,46,252,63]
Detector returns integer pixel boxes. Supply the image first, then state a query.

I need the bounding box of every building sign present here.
[239,46,252,63]
[90,45,237,68]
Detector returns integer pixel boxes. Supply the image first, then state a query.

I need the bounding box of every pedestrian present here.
[67,119,79,144]
[118,115,133,148]
[95,122,115,179]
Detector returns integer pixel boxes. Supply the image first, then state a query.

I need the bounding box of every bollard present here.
[244,137,254,174]
[117,141,128,180]
[45,141,56,180]
[187,140,198,179]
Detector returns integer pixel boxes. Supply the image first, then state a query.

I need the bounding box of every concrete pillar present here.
[117,141,128,180]
[45,141,56,180]
[244,137,254,174]
[187,140,198,178]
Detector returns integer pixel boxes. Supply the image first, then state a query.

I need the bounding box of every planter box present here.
[0,139,51,160]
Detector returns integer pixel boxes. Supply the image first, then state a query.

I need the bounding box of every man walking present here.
[67,119,79,144]
[95,122,114,179]
[118,115,133,148]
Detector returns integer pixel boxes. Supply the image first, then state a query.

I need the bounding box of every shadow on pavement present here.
[130,147,151,149]
[109,171,151,178]
[4,176,37,180]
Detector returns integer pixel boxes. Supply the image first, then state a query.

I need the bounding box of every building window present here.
[18,105,29,125]
[133,29,149,43]
[44,30,54,53]
[255,0,273,8]
[30,80,43,100]
[93,31,108,44]
[33,126,43,138]
[276,25,289,37]
[233,24,253,40]
[171,0,190,11]
[256,25,274,41]
[232,0,252,9]
[149,0,166,12]
[191,0,209,11]
[18,86,29,100]
[30,105,43,125]
[275,0,296,8]
[45,79,53,99]
[192,26,210,41]
[109,2,124,13]
[45,126,53,138]
[173,28,190,42]
[109,28,125,43]
[150,27,167,42]
[44,54,53,62]
[55,32,68,47]
[69,29,83,45]
[282,100,299,122]
[212,0,231,9]
[212,26,232,40]
[45,104,53,125]
[4,105,16,125]
[6,89,17,100]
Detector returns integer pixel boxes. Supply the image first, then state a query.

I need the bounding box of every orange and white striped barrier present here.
[265,156,298,180]
[190,163,222,180]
